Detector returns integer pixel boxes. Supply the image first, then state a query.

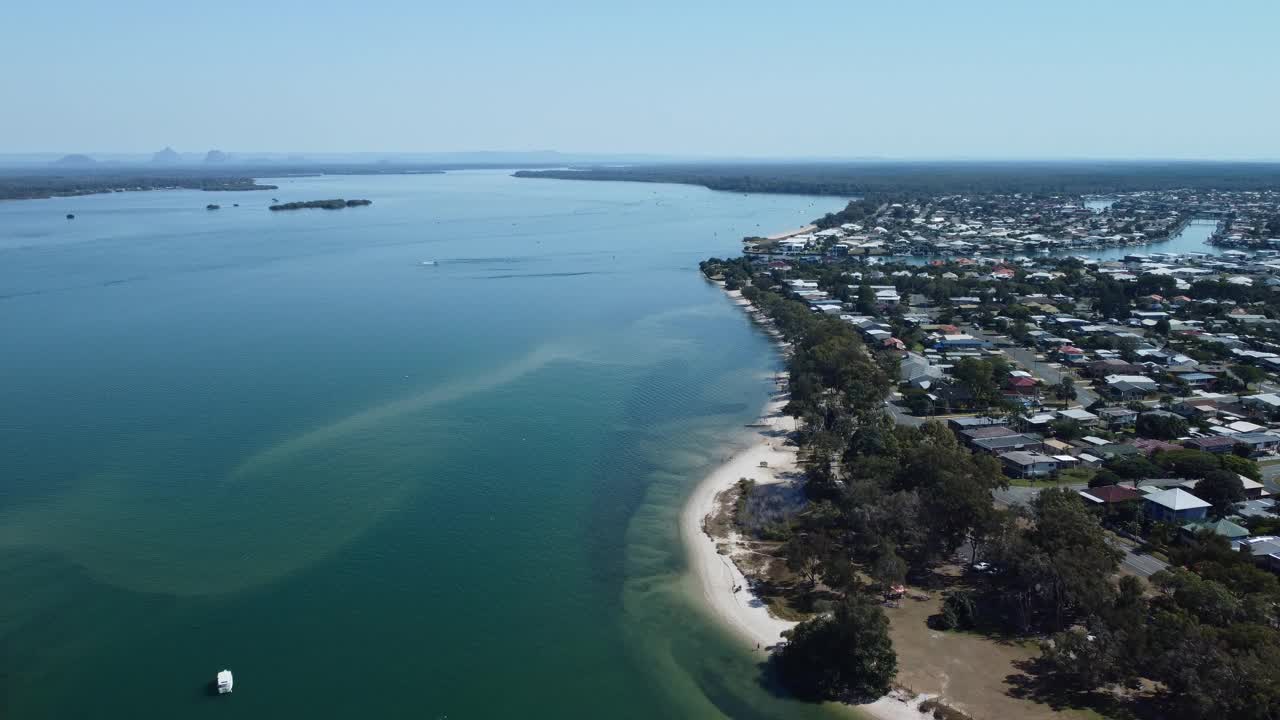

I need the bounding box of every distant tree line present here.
[0,173,276,199]
[269,198,372,211]
[518,161,1280,198]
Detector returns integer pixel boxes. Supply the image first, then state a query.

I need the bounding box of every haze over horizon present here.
[4,0,1278,160]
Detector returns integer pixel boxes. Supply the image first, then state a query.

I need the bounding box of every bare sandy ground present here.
[766,224,817,240]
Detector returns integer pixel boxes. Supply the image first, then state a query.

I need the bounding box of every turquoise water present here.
[0,171,847,718]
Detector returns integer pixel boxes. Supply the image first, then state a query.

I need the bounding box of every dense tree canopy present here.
[774,594,898,702]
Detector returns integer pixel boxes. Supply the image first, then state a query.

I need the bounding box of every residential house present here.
[1177,372,1218,390]
[1104,374,1158,400]
[1078,484,1142,506]
[1056,345,1087,363]
[1144,488,1211,524]
[1058,408,1100,427]
[1088,358,1144,378]
[1181,518,1250,541]
[931,382,978,412]
[1000,451,1060,478]
[1174,397,1226,419]
[874,288,901,306]
[1242,393,1280,419]
[960,425,1020,445]
[1005,376,1039,396]
[1097,406,1138,428]
[1235,536,1280,573]
[1089,442,1142,461]
[1042,438,1075,455]
[1181,476,1267,500]
[947,416,1009,431]
[1231,432,1280,456]
[935,334,990,350]
[972,433,1045,455]
[1131,438,1181,456]
[1183,436,1240,454]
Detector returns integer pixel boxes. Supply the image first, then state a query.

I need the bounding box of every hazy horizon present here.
[4,1,1278,160]
[8,151,1280,164]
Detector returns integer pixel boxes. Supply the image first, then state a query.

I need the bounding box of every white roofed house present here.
[1000,451,1060,478]
[900,352,944,388]
[1242,393,1280,419]
[1144,488,1211,524]
[874,288,901,306]
[777,238,810,254]
[1057,408,1100,427]
[1097,406,1139,428]
[1103,374,1158,400]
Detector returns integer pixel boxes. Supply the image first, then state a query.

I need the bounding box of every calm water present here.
[0,171,850,719]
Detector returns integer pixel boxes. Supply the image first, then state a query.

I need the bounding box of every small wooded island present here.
[268,198,372,211]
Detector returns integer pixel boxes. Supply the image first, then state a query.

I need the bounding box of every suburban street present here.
[1108,536,1170,578]
[961,324,1100,408]
[885,397,927,427]
[1258,461,1280,496]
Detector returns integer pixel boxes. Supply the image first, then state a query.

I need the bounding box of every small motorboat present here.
[420,260,437,266]
[216,669,234,694]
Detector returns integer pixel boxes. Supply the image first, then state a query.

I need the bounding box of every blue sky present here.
[3,0,1276,159]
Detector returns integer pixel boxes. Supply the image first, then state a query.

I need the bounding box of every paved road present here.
[1261,461,1280,482]
[993,482,1087,509]
[962,325,1099,408]
[1260,461,1280,495]
[1108,536,1170,578]
[885,398,927,427]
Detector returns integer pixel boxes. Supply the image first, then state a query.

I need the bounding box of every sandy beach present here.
[682,287,931,720]
[766,224,818,240]
[681,391,798,649]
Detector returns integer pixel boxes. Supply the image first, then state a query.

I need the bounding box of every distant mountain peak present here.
[152,146,180,163]
[54,153,97,166]
[205,149,230,163]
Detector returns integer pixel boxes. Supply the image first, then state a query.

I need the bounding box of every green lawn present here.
[1009,467,1095,487]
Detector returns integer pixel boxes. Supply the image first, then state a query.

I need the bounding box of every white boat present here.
[420,260,437,266]
[216,669,234,694]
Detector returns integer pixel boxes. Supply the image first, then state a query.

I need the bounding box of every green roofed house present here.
[1181,518,1250,541]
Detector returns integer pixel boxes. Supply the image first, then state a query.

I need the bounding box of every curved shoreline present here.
[680,287,930,720]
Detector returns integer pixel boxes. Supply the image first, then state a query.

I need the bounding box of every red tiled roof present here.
[1131,438,1181,455]
[1083,485,1141,503]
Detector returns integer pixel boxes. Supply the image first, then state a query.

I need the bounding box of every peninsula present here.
[689,184,1280,720]
[515,161,1280,196]
[268,198,372,211]
[0,173,275,200]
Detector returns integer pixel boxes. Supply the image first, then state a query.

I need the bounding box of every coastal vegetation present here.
[774,593,897,702]
[700,249,1280,719]
[268,198,372,211]
[0,172,275,200]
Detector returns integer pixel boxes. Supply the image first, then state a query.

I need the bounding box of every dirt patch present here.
[704,482,746,541]
[885,582,1096,720]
